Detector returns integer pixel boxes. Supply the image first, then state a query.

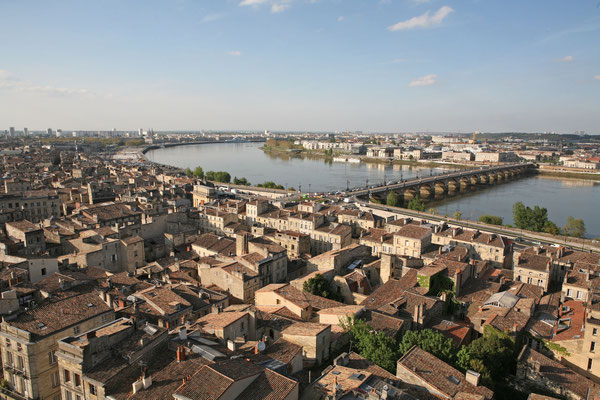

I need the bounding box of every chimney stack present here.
[465,370,480,386]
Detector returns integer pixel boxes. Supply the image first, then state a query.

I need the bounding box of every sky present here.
[0,0,599,133]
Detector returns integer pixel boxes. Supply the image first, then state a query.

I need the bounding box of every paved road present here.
[357,201,600,254]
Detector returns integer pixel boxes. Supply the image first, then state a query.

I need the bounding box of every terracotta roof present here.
[6,291,113,340]
[518,345,599,399]
[397,346,493,399]
[282,322,330,336]
[360,270,418,310]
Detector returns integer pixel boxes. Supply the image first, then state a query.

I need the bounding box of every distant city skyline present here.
[1,0,599,133]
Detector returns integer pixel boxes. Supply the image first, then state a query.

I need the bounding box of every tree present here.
[512,201,555,233]
[303,274,338,300]
[343,318,398,372]
[453,210,462,220]
[205,171,231,183]
[563,216,586,238]
[428,208,438,215]
[233,177,250,186]
[479,215,503,225]
[407,195,425,212]
[193,166,204,179]
[543,221,560,235]
[398,329,456,364]
[184,168,193,177]
[386,191,400,207]
[455,326,516,388]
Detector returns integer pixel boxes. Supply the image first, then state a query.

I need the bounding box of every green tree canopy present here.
[563,216,586,238]
[478,215,503,225]
[513,201,556,233]
[455,326,516,388]
[386,191,400,207]
[258,181,285,190]
[398,329,456,364]
[205,171,231,183]
[343,318,398,372]
[233,177,250,186]
[407,195,425,211]
[453,210,462,220]
[303,274,338,300]
[193,166,204,178]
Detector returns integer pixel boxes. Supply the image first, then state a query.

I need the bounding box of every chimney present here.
[465,370,480,386]
[438,246,443,255]
[236,233,249,256]
[142,375,152,389]
[177,346,186,362]
[513,322,519,333]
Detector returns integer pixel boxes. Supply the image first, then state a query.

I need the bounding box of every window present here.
[64,369,71,383]
[41,268,47,276]
[52,371,60,387]
[48,351,57,365]
[64,390,73,400]
[89,384,97,395]
[74,373,81,387]
[567,289,572,297]
[577,291,583,299]
[73,327,80,335]
[594,328,598,336]
[17,355,24,372]
[591,342,596,353]
[588,358,593,371]
[5,338,11,348]
[6,351,13,366]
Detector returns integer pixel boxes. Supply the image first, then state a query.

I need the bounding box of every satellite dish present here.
[257,341,266,352]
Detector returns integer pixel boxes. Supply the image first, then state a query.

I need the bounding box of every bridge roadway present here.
[350,162,536,199]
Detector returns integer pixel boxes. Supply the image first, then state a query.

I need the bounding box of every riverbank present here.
[537,169,600,181]
[260,146,470,169]
[143,139,265,154]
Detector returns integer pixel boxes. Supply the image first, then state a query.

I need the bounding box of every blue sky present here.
[0,0,599,133]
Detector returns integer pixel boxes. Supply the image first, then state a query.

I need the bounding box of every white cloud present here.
[594,75,600,80]
[239,0,299,13]
[271,2,291,13]
[413,0,431,3]
[408,74,437,87]
[239,0,269,6]
[201,13,225,23]
[0,69,93,96]
[337,16,344,22]
[227,51,242,56]
[559,55,574,62]
[388,6,453,31]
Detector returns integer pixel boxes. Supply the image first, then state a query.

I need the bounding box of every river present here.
[146,142,600,238]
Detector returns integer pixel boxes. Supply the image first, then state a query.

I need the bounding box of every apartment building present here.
[0,292,115,400]
[55,318,167,400]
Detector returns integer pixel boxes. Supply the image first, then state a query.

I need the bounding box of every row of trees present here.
[184,166,236,184]
[513,201,586,238]
[344,319,518,392]
[383,195,587,239]
[257,181,285,190]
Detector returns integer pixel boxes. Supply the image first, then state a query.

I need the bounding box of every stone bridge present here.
[353,163,536,201]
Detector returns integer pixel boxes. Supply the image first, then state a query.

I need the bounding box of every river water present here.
[146,142,600,238]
